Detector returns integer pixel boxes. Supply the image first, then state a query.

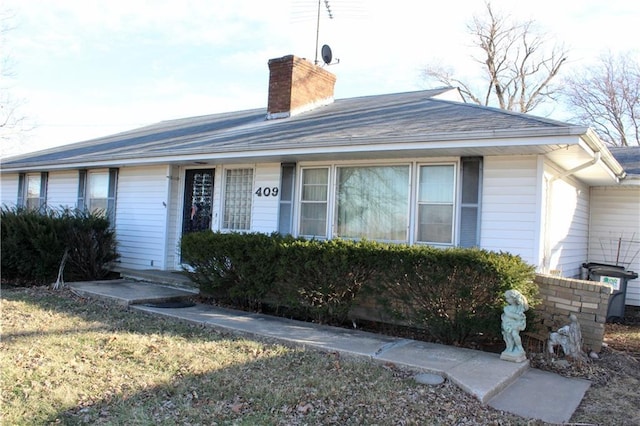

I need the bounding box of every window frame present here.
[278,163,296,235]
[17,172,48,211]
[298,166,331,238]
[293,158,480,248]
[415,162,457,245]
[87,170,110,213]
[221,167,254,231]
[78,168,118,226]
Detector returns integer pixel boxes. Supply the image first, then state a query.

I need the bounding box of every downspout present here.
[542,152,602,273]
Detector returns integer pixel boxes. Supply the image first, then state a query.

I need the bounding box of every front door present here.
[182,169,214,234]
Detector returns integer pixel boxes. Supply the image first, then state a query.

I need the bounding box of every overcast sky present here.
[2,0,639,158]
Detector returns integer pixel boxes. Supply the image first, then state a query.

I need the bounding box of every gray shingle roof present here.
[609,146,640,175]
[1,88,579,170]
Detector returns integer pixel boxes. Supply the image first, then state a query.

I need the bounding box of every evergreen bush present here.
[180,232,538,344]
[1,207,119,285]
[274,238,381,323]
[180,231,282,309]
[368,246,538,345]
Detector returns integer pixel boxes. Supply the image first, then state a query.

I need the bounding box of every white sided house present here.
[2,54,639,305]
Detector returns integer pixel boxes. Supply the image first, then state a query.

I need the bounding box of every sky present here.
[1,0,639,158]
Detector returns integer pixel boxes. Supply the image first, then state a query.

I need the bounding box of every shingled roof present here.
[2,88,587,171]
[610,146,640,175]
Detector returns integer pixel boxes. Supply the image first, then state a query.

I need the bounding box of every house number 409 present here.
[255,187,279,197]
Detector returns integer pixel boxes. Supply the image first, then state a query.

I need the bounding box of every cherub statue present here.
[500,289,529,362]
[548,314,587,360]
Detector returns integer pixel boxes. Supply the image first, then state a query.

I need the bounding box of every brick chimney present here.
[267,55,337,120]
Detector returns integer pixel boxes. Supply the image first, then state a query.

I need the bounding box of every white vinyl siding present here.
[46,170,79,209]
[481,156,540,266]
[252,163,280,233]
[543,166,590,278]
[589,186,640,306]
[115,166,169,270]
[0,173,19,207]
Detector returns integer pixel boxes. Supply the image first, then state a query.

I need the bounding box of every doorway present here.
[182,169,214,234]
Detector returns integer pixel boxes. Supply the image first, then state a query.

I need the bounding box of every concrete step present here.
[113,267,198,291]
[68,279,198,307]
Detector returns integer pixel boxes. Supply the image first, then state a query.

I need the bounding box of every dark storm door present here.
[182,169,214,234]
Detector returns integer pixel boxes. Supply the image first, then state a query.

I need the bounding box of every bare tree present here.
[422,2,567,113]
[0,8,31,157]
[561,52,640,147]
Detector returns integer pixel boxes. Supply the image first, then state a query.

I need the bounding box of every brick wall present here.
[533,273,612,352]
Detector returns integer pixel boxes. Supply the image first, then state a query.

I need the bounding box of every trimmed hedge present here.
[367,245,537,344]
[180,232,538,345]
[1,207,119,285]
[275,238,382,323]
[180,231,282,309]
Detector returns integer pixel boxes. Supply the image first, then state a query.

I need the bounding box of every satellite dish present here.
[321,44,332,65]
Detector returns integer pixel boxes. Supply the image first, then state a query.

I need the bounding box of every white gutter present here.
[579,128,626,181]
[549,152,602,183]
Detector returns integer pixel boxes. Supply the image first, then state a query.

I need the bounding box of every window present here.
[88,171,110,212]
[336,165,409,241]
[299,168,328,237]
[294,158,482,247]
[17,172,48,210]
[78,169,118,225]
[223,168,253,230]
[417,164,455,244]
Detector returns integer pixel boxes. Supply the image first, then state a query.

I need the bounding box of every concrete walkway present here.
[67,279,591,424]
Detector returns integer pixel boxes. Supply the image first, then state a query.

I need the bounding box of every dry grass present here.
[2,286,639,425]
[526,308,640,426]
[568,321,640,426]
[1,287,533,425]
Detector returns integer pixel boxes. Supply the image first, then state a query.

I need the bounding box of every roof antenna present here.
[314,0,334,65]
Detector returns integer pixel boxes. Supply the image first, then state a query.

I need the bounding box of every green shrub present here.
[1,206,119,285]
[180,232,538,344]
[1,207,64,283]
[369,246,538,345]
[180,231,282,309]
[274,239,381,324]
[62,210,120,281]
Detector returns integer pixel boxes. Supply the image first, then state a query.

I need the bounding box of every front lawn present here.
[1,287,526,425]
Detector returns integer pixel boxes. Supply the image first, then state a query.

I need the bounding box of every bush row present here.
[1,207,119,285]
[181,231,538,345]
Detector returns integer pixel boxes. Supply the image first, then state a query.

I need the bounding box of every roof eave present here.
[0,126,594,173]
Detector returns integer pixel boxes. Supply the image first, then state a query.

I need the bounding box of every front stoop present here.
[113,267,198,292]
[67,279,197,307]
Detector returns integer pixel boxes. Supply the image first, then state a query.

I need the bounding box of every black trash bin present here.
[584,265,638,322]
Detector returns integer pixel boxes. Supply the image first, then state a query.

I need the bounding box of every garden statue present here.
[548,313,587,360]
[500,289,529,362]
